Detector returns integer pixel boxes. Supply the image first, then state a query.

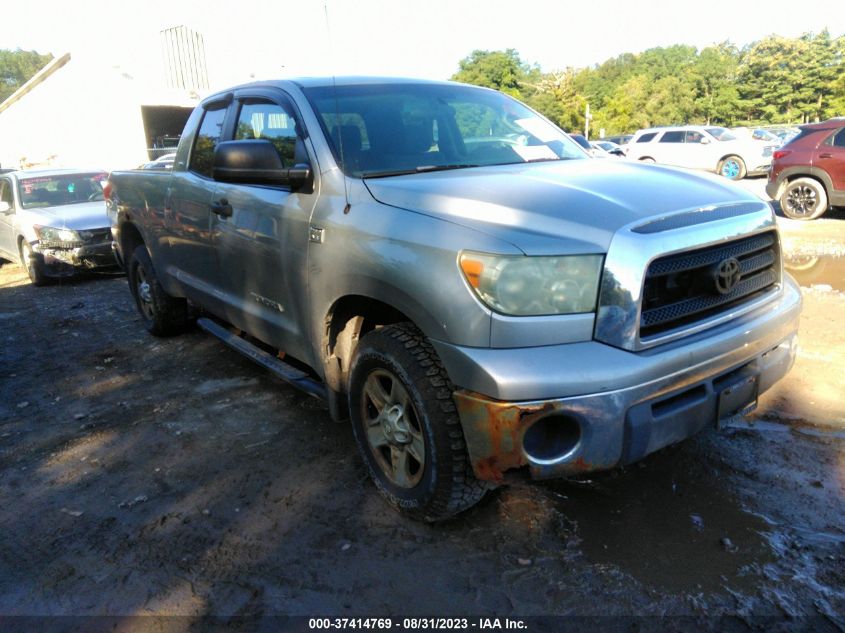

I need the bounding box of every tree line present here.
[451,31,845,136]
[0,49,54,103]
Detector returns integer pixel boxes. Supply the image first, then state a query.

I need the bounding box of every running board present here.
[197,317,326,400]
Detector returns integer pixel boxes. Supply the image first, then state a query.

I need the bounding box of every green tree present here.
[525,69,586,132]
[737,32,844,123]
[691,43,742,125]
[591,75,651,134]
[451,49,535,99]
[0,49,53,103]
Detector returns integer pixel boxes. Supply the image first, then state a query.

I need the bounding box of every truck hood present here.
[364,159,764,255]
[25,201,110,231]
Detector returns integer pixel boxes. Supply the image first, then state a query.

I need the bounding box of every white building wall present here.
[0,52,200,171]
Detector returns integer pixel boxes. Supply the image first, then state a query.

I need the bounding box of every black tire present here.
[639,157,656,163]
[127,245,188,336]
[19,239,49,286]
[717,155,746,180]
[348,323,487,521]
[779,177,829,220]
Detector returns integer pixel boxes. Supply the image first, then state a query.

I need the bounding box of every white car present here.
[0,169,115,285]
[625,125,776,180]
[591,140,625,157]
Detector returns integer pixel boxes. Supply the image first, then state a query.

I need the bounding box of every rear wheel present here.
[19,240,48,286]
[128,245,188,336]
[779,177,828,220]
[639,157,656,163]
[348,323,487,521]
[718,155,746,180]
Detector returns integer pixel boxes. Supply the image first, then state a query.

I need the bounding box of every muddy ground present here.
[0,200,843,630]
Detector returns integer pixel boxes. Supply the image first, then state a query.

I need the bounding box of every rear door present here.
[209,88,319,358]
[654,130,687,166]
[817,128,845,193]
[165,97,233,306]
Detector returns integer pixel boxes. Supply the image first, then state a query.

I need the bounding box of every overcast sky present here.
[1,0,842,90]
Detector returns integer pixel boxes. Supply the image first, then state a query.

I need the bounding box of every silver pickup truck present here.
[107,78,801,521]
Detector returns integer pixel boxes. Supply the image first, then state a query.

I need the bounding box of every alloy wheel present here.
[135,266,155,320]
[784,184,818,217]
[360,368,425,489]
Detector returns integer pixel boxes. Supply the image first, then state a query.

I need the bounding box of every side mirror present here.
[0,201,11,214]
[213,140,312,192]
[700,137,711,145]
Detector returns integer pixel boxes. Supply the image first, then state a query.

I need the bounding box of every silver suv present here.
[626,125,776,180]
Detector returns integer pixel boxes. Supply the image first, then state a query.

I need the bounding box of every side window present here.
[659,131,685,143]
[189,103,228,178]
[0,180,13,209]
[832,129,845,148]
[235,100,299,167]
[685,130,703,143]
[637,133,657,143]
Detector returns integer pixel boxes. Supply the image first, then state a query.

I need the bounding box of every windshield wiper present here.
[362,164,480,179]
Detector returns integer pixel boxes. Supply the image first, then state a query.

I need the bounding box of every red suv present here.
[767,118,845,220]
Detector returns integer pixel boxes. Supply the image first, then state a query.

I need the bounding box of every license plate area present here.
[716,372,759,429]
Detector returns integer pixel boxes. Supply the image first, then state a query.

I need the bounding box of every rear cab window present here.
[636,132,657,143]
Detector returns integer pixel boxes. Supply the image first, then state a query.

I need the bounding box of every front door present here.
[210,92,318,359]
[0,178,18,259]
[654,130,690,167]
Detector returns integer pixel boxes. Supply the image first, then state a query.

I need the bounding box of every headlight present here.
[33,225,83,245]
[459,252,603,316]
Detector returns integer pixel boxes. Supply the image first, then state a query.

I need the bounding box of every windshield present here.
[705,127,737,142]
[303,83,586,177]
[18,173,107,209]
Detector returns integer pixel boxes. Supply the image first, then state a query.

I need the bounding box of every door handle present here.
[210,198,232,217]
[818,153,833,159]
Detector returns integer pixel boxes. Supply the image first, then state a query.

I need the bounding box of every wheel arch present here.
[118,220,146,265]
[320,293,426,421]
[781,167,832,196]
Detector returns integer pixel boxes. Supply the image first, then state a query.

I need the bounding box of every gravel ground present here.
[0,203,843,631]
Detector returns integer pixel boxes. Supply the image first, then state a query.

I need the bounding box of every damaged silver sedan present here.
[0,169,116,285]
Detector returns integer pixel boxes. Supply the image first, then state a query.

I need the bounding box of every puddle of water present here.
[783,253,845,290]
[542,450,775,594]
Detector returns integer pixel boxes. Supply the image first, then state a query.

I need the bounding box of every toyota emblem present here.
[713,257,741,294]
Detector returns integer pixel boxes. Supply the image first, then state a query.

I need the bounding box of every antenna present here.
[324,2,350,213]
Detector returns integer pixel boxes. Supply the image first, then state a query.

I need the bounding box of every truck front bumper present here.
[434,277,802,482]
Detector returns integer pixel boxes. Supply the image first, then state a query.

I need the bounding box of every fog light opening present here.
[522,413,582,464]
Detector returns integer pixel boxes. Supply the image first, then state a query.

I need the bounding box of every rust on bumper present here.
[453,389,587,483]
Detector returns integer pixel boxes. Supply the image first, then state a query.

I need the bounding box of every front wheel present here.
[779,177,829,220]
[718,155,746,180]
[19,240,48,286]
[348,323,487,521]
[128,245,188,336]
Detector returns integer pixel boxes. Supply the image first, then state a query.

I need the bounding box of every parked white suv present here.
[626,126,776,180]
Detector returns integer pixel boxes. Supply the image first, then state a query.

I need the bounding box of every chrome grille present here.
[640,232,780,338]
